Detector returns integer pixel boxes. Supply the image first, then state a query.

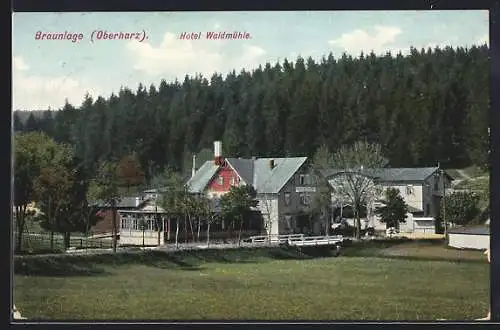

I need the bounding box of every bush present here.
[331,224,374,237]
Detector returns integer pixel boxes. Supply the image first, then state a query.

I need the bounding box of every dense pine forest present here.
[13,45,490,183]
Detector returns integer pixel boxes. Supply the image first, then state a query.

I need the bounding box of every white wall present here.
[119,230,164,246]
[257,196,279,236]
[368,214,435,233]
[381,183,424,212]
[448,234,490,250]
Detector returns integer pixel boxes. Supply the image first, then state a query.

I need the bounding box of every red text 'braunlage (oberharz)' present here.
[34,30,149,43]
[178,31,252,40]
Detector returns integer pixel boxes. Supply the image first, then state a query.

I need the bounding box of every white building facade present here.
[325,167,453,233]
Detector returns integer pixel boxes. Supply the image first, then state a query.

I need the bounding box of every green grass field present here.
[13,241,490,321]
[447,166,488,180]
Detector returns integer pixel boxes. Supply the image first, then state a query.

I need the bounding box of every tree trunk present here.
[63,232,71,249]
[50,230,54,250]
[112,202,118,252]
[238,216,244,246]
[49,197,55,250]
[355,211,361,239]
[142,227,145,247]
[325,209,330,236]
[184,215,188,243]
[188,214,195,242]
[309,214,314,235]
[197,217,201,242]
[15,206,26,253]
[16,229,23,254]
[167,218,171,241]
[175,217,180,249]
[230,220,235,242]
[156,215,161,246]
[207,221,211,247]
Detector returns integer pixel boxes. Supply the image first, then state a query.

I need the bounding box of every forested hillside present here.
[13,45,490,182]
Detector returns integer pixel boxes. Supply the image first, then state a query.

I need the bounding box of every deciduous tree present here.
[117,152,145,193]
[13,132,67,252]
[440,191,480,226]
[89,161,121,252]
[158,170,189,248]
[220,185,258,245]
[328,140,387,239]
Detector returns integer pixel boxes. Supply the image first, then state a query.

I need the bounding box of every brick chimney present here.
[214,141,223,166]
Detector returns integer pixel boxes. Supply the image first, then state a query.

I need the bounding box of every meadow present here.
[13,240,490,321]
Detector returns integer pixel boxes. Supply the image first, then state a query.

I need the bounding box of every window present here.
[230,176,236,186]
[299,174,310,185]
[406,185,414,195]
[218,176,224,186]
[434,178,440,191]
[299,192,310,206]
[284,192,291,206]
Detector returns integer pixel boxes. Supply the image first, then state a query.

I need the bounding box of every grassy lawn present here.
[13,241,489,321]
[461,166,488,179]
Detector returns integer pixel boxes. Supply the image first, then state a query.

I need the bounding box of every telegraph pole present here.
[441,165,447,237]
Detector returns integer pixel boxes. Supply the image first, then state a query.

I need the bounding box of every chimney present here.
[269,159,275,169]
[214,141,223,166]
[191,154,196,178]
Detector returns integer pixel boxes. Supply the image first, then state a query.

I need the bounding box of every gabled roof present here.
[324,167,451,183]
[226,158,254,185]
[253,157,308,193]
[95,196,150,209]
[186,156,308,194]
[186,161,219,193]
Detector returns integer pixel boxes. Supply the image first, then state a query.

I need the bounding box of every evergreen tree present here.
[16,45,490,179]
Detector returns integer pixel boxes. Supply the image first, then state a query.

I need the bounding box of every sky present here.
[12,10,489,110]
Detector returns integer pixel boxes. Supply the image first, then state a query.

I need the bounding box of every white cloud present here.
[12,56,102,110]
[13,56,29,71]
[126,32,267,78]
[420,36,459,51]
[328,26,468,57]
[328,25,403,56]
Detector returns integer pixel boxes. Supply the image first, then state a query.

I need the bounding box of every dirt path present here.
[457,169,472,181]
[381,243,486,261]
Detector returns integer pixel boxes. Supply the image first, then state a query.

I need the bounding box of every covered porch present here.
[118,204,170,246]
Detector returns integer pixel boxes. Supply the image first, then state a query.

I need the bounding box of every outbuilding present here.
[448,225,490,250]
